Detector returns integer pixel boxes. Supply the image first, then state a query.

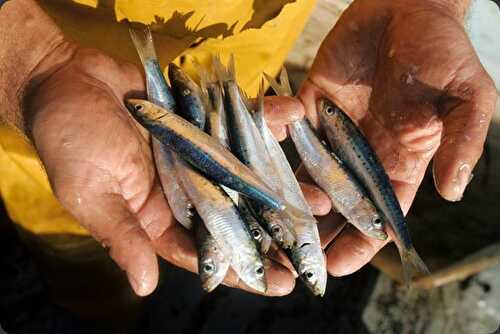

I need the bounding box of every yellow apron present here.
[0,0,316,245]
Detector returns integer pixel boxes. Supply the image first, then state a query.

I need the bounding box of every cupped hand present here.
[25,45,314,296]
[295,0,497,276]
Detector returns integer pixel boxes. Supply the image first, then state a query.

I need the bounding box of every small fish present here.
[125,98,285,211]
[152,139,194,229]
[254,80,327,296]
[174,156,266,293]
[129,24,193,229]
[168,63,206,130]
[317,98,429,284]
[216,56,297,249]
[194,212,230,292]
[264,69,388,242]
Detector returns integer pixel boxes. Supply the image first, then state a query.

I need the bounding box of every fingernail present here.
[452,164,471,201]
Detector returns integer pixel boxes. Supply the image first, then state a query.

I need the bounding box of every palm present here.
[298,0,496,275]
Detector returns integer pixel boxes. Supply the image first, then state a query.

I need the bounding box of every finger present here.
[263,96,304,127]
[317,212,346,248]
[223,258,296,297]
[155,227,296,296]
[55,189,159,296]
[267,242,297,277]
[135,181,175,240]
[433,76,497,201]
[324,179,418,276]
[152,224,198,274]
[269,125,288,141]
[326,225,388,276]
[299,182,332,216]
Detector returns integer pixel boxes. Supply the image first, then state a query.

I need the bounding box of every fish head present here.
[349,203,388,241]
[292,243,327,296]
[168,63,199,98]
[266,211,297,249]
[237,258,267,294]
[198,248,230,293]
[317,98,341,124]
[126,98,167,123]
[167,63,206,128]
[248,225,272,254]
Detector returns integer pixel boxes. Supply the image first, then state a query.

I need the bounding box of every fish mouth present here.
[200,274,224,293]
[368,229,388,241]
[239,268,267,294]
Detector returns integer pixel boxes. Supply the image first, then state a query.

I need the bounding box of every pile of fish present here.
[126,25,428,297]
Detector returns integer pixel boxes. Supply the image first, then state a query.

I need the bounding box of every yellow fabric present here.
[0,0,316,240]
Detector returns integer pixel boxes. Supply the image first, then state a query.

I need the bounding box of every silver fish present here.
[125,98,285,211]
[129,25,194,229]
[152,139,194,229]
[264,69,388,242]
[194,212,230,292]
[174,157,266,293]
[317,98,429,284]
[216,57,297,249]
[253,80,327,296]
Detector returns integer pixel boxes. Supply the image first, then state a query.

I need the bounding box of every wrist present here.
[0,0,74,133]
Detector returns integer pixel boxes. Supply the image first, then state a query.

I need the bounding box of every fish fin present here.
[400,246,430,287]
[129,23,157,65]
[279,67,293,96]
[252,79,266,126]
[212,54,228,84]
[263,69,292,97]
[239,88,255,113]
[227,54,236,81]
[192,59,212,109]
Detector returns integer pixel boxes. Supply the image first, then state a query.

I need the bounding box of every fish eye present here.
[134,104,144,112]
[372,217,383,228]
[271,225,282,235]
[182,88,191,96]
[304,271,315,280]
[255,266,264,277]
[251,229,262,240]
[325,105,334,115]
[203,262,215,274]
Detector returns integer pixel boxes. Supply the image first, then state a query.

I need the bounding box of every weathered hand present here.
[297,0,497,276]
[26,45,317,296]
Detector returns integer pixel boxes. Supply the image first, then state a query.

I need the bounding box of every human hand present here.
[24,40,326,296]
[296,0,497,276]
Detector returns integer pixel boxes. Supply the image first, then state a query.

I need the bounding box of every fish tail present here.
[212,54,231,83]
[257,79,265,115]
[263,67,293,97]
[279,67,293,95]
[192,59,211,107]
[128,23,157,65]
[400,246,430,287]
[227,54,236,81]
[251,79,266,126]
